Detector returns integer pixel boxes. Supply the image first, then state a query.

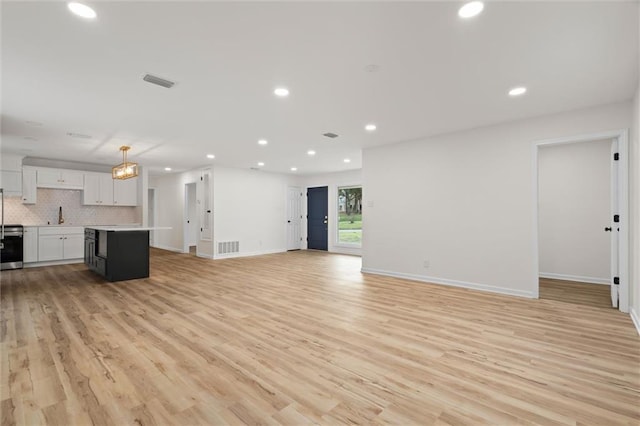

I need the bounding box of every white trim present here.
[24,258,83,268]
[539,272,609,285]
[330,246,362,256]
[361,267,536,298]
[630,308,640,336]
[213,248,286,260]
[152,244,183,253]
[532,128,630,312]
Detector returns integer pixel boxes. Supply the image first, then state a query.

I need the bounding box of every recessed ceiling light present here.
[258,162,265,166]
[344,158,351,163]
[508,86,527,96]
[67,2,97,19]
[365,124,377,132]
[307,150,316,156]
[206,154,215,159]
[458,1,484,18]
[290,167,297,172]
[258,139,268,145]
[274,87,290,97]
[164,167,172,171]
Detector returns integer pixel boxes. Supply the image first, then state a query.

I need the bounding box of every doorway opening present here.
[184,182,198,255]
[533,129,629,312]
[307,186,328,251]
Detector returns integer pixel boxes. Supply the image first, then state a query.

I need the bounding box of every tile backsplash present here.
[3,188,139,226]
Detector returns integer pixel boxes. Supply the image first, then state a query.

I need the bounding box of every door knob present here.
[604,227,612,232]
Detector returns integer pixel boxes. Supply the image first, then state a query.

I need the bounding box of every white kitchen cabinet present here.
[37,168,83,189]
[113,177,138,206]
[83,173,114,206]
[38,234,65,261]
[23,227,39,263]
[0,170,22,195]
[63,234,84,259]
[22,167,37,204]
[38,227,84,261]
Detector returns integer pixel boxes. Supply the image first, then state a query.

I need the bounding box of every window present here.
[337,186,362,247]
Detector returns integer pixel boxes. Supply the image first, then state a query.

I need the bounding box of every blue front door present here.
[307,186,328,251]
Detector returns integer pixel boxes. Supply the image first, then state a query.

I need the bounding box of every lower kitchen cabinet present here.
[37,227,84,262]
[23,226,38,263]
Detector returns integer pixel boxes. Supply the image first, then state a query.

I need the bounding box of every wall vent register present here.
[218,241,239,255]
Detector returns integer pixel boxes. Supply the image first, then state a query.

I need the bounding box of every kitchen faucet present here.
[58,206,64,225]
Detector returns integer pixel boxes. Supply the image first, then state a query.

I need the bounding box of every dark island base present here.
[85,229,150,282]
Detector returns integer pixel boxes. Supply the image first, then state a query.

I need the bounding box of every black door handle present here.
[604,227,612,232]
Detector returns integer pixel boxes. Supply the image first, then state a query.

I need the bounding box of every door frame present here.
[148,187,157,247]
[183,182,198,254]
[531,129,629,312]
[286,186,302,250]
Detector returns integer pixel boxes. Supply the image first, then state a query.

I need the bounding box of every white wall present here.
[212,167,297,258]
[362,101,632,298]
[299,169,363,256]
[538,140,612,284]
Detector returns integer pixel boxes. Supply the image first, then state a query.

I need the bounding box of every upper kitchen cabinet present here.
[22,167,37,204]
[37,167,83,189]
[113,177,138,206]
[0,170,21,195]
[83,173,114,206]
[0,153,24,197]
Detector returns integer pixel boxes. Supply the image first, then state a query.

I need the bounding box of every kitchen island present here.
[84,226,169,282]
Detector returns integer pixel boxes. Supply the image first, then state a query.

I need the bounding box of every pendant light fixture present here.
[112,146,139,179]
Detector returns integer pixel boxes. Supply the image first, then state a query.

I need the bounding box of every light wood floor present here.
[2,249,639,425]
[539,278,612,309]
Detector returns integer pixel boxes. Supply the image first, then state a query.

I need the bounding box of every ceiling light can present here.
[274,87,290,97]
[458,1,484,18]
[67,2,97,19]
[508,86,527,96]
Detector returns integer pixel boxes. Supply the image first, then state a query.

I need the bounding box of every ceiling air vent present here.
[323,132,339,139]
[143,74,175,89]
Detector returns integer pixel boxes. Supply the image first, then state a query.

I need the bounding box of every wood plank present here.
[0,249,638,425]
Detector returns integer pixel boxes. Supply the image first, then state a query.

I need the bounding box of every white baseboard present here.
[24,258,83,268]
[539,272,609,285]
[630,307,640,336]
[151,244,183,253]
[330,247,362,256]
[213,248,286,260]
[361,267,536,299]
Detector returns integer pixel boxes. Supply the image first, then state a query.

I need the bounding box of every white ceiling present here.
[1,1,638,175]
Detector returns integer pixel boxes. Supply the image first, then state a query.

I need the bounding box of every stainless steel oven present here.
[1,225,24,270]
[1,188,24,270]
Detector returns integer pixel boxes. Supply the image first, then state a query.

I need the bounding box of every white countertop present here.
[87,226,172,232]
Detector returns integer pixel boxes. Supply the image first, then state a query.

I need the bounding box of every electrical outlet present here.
[423,260,430,268]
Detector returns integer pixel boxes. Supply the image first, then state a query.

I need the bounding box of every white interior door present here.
[609,139,619,308]
[287,186,302,250]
